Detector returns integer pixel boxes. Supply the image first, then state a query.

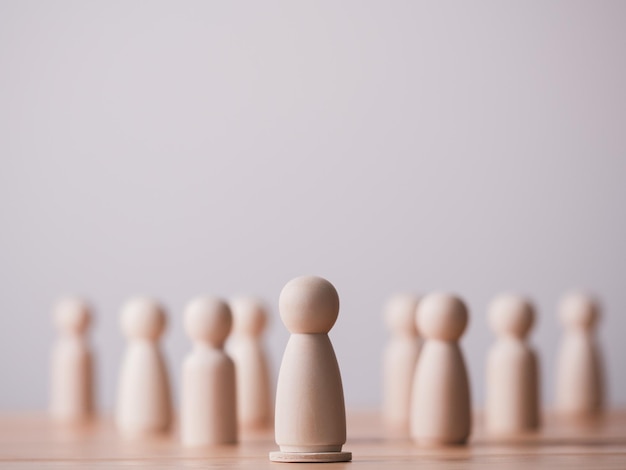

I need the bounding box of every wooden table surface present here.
[0,411,625,468]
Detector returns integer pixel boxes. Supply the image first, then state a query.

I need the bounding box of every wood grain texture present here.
[0,411,625,468]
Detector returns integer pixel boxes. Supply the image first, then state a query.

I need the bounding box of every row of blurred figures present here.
[383,290,604,440]
[50,284,605,446]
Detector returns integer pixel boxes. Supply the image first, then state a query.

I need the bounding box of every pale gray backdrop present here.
[1,0,625,411]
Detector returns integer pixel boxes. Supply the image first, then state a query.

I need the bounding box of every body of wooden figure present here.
[50,298,94,422]
[229,297,272,432]
[556,292,604,418]
[270,275,351,463]
[486,294,540,435]
[410,293,471,446]
[382,294,420,434]
[115,298,172,438]
[181,297,237,446]
[275,333,345,451]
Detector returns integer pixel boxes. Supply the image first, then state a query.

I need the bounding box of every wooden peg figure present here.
[181,297,237,446]
[50,297,95,422]
[485,294,540,435]
[115,297,172,438]
[382,294,421,434]
[229,297,272,432]
[555,292,605,418]
[410,292,471,446]
[270,275,351,463]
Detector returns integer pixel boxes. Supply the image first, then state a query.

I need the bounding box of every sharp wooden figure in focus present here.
[270,275,351,463]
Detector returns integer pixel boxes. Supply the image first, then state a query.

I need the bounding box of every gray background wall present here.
[1,0,625,411]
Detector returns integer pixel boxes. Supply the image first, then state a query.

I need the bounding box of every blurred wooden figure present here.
[410,293,471,446]
[229,297,272,432]
[270,275,351,462]
[181,297,237,446]
[556,292,605,418]
[485,294,540,435]
[382,294,421,434]
[115,297,172,438]
[50,297,95,422]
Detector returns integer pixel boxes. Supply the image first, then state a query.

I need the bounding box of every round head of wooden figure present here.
[417,293,468,342]
[488,294,535,339]
[279,275,340,334]
[230,297,267,338]
[121,297,166,341]
[384,294,419,336]
[54,297,91,335]
[184,297,232,348]
[559,292,600,331]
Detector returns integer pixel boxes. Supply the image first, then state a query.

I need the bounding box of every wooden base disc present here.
[269,451,352,463]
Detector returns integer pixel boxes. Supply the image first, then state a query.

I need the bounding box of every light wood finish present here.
[269,450,352,462]
[486,294,540,434]
[115,297,172,438]
[49,298,94,422]
[181,297,238,446]
[411,293,471,445]
[556,292,605,417]
[0,411,625,468]
[273,275,350,462]
[229,297,273,432]
[382,293,421,435]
